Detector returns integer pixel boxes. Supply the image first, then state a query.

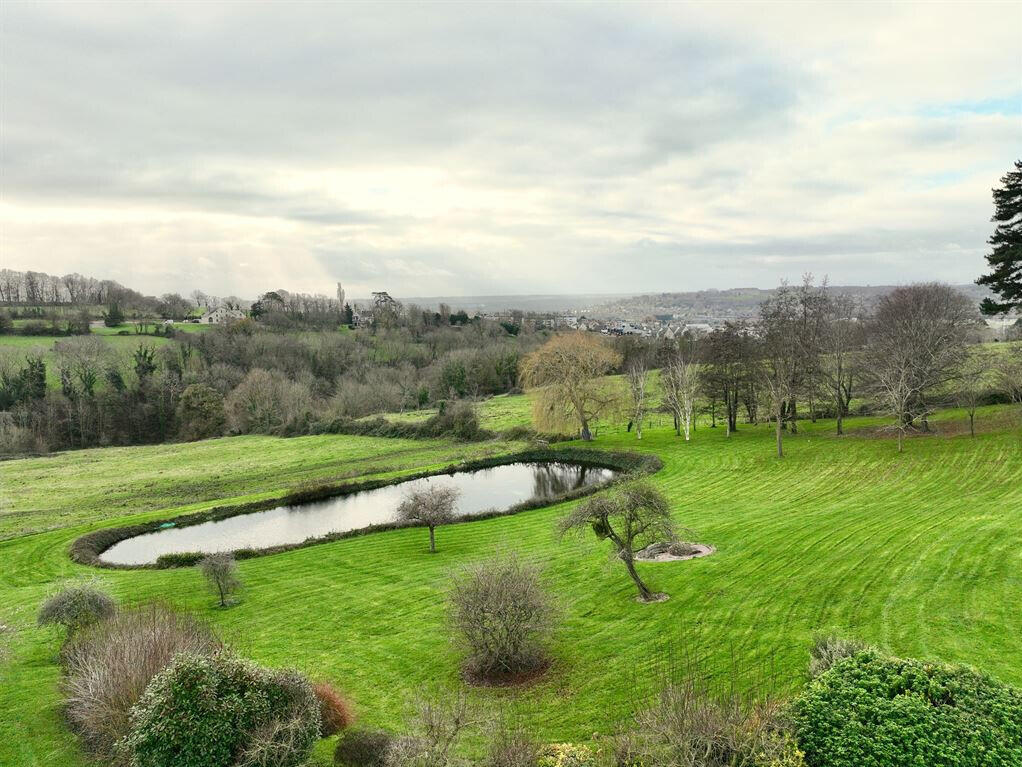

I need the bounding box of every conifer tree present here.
[977,159,1022,314]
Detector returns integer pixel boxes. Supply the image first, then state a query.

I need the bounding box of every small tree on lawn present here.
[958,350,992,437]
[397,485,460,553]
[200,552,241,607]
[560,482,676,602]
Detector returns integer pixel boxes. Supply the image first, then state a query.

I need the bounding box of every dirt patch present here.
[461,658,552,687]
[638,592,671,603]
[634,542,715,563]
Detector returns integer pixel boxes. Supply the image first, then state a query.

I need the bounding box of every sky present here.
[1,2,1020,300]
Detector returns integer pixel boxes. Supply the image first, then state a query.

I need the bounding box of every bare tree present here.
[626,356,649,440]
[397,485,460,553]
[520,333,621,441]
[200,552,241,607]
[560,482,675,602]
[661,348,698,441]
[820,293,863,435]
[866,283,977,443]
[758,283,803,458]
[958,349,993,437]
[994,350,1022,405]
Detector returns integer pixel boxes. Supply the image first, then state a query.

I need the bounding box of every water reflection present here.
[101,461,618,566]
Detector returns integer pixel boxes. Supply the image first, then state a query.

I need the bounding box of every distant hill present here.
[360,293,636,314]
[593,284,996,321]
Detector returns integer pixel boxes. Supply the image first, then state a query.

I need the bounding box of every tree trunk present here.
[580,418,592,441]
[775,405,784,458]
[969,412,975,437]
[673,412,680,436]
[835,387,843,435]
[428,525,436,553]
[621,553,653,601]
[897,429,904,453]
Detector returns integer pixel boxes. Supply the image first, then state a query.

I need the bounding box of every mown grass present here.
[0,402,1020,766]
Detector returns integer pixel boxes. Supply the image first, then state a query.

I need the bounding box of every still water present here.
[101,461,618,565]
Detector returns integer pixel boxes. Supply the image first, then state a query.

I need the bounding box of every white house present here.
[200,307,245,324]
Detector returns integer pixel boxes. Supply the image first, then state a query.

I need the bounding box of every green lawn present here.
[0,334,174,389]
[1,404,1020,766]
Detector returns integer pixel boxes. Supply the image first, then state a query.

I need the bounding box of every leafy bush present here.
[423,401,481,441]
[335,729,396,767]
[120,652,320,767]
[806,634,869,679]
[537,744,599,767]
[37,581,116,635]
[200,551,241,607]
[314,681,355,736]
[791,649,1022,767]
[449,555,555,682]
[61,604,221,758]
[177,383,227,441]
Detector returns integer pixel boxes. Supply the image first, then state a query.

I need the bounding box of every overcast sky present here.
[1,2,1020,299]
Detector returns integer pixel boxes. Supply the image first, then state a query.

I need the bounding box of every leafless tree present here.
[661,348,698,441]
[957,349,993,437]
[626,356,650,440]
[560,482,675,602]
[758,285,801,458]
[200,551,241,607]
[397,485,460,553]
[993,348,1022,406]
[866,283,977,444]
[820,292,864,435]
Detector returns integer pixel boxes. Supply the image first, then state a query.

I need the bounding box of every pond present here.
[100,461,619,566]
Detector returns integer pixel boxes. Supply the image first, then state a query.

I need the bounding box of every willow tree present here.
[520,333,621,441]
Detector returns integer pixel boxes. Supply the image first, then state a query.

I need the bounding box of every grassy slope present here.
[1,406,1020,766]
[0,334,174,390]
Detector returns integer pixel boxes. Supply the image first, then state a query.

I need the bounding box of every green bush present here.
[120,653,320,767]
[37,581,116,636]
[791,649,1022,767]
[334,728,395,767]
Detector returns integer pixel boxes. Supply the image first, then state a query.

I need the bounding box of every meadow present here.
[1,395,1020,765]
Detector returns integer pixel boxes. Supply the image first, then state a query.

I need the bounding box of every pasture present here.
[1,402,1020,766]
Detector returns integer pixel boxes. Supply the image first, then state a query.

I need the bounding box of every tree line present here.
[523,280,1021,455]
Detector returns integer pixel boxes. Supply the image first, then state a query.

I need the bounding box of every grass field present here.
[1,402,1020,766]
[0,333,175,389]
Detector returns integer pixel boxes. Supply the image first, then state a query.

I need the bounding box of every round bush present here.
[449,555,555,682]
[61,604,221,757]
[120,653,320,767]
[334,728,395,767]
[38,582,116,635]
[314,681,355,737]
[791,649,1022,767]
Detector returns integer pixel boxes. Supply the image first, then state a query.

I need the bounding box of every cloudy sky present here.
[1,2,1020,299]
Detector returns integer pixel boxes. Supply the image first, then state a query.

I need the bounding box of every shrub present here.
[423,401,482,441]
[537,744,599,767]
[120,653,320,767]
[61,604,221,758]
[37,581,116,636]
[314,681,355,736]
[791,649,1022,767]
[335,729,396,767]
[449,555,555,682]
[627,675,803,767]
[382,694,475,767]
[200,551,241,607]
[806,634,869,679]
[234,669,323,767]
[486,718,541,767]
[177,383,227,441]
